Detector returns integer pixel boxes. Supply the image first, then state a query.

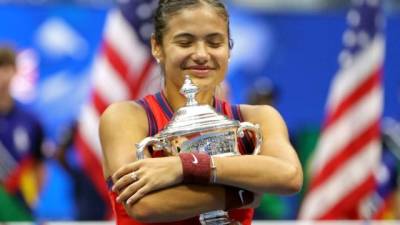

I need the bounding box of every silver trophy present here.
[136,75,262,225]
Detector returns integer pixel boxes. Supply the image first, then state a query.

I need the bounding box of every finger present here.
[116,178,145,203]
[112,171,139,192]
[126,184,151,205]
[112,161,140,181]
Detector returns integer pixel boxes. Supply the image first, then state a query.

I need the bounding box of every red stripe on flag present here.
[299,2,384,219]
[92,90,109,115]
[102,40,130,83]
[309,119,380,190]
[74,131,110,212]
[103,39,155,100]
[319,173,376,219]
[324,69,381,129]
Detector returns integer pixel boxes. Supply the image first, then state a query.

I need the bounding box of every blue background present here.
[0,3,399,220]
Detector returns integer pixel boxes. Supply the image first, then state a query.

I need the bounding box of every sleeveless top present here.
[108,92,255,225]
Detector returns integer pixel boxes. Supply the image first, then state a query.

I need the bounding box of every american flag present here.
[74,0,160,217]
[299,0,385,219]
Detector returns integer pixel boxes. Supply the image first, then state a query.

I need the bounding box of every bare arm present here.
[212,105,303,194]
[99,102,230,222]
[100,103,298,222]
[127,184,227,222]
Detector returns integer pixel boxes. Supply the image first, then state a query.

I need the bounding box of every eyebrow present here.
[173,33,194,40]
[173,32,225,40]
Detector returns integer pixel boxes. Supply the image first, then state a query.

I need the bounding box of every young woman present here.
[100,1,303,224]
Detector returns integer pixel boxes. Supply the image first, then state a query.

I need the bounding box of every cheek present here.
[216,54,229,71]
[164,59,182,78]
[164,49,186,69]
[163,54,185,82]
[214,48,229,63]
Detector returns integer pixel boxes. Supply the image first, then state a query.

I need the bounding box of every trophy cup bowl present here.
[136,76,263,225]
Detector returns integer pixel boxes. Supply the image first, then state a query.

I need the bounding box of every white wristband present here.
[210,156,217,183]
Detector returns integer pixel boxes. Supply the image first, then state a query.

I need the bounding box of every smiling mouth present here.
[185,66,214,70]
[185,68,213,77]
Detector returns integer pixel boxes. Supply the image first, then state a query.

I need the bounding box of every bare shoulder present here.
[100,101,148,134]
[239,104,289,138]
[99,101,149,176]
[239,104,283,123]
[101,100,145,119]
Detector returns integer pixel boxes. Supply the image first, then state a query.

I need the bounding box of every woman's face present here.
[152,4,230,92]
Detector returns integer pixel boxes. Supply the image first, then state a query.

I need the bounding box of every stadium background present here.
[0,0,399,221]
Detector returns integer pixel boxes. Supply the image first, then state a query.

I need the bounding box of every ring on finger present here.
[130,172,138,181]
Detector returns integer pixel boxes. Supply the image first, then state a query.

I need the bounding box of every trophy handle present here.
[135,137,162,160]
[237,122,263,155]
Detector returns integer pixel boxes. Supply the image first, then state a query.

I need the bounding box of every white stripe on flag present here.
[311,86,383,175]
[79,104,102,159]
[92,55,130,102]
[104,9,150,74]
[300,140,381,219]
[326,36,384,111]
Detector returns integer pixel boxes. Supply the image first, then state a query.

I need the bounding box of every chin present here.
[180,71,223,91]
[184,71,211,80]
[191,79,218,92]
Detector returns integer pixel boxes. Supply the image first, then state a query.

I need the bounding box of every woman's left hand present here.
[112,156,183,205]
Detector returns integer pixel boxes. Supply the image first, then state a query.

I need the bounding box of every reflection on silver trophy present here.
[136,75,263,225]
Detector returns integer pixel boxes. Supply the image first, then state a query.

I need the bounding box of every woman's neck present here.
[163,85,214,112]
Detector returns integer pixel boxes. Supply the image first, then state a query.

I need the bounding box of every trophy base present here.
[199,210,242,225]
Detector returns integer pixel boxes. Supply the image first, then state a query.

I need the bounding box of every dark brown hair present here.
[154,0,233,49]
[0,46,16,68]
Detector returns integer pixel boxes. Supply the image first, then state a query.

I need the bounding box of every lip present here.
[186,68,212,77]
[184,66,214,77]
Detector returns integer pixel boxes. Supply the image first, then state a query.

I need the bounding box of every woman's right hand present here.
[111,156,183,205]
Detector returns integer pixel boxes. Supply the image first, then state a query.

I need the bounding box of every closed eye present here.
[173,33,195,48]
[208,42,223,48]
[176,41,193,48]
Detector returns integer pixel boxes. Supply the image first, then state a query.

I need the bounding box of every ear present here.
[151,34,163,63]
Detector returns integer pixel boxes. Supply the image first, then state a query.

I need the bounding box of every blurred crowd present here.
[1,0,400,222]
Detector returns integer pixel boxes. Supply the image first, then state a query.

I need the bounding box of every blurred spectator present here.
[246,76,278,106]
[0,45,45,221]
[54,122,107,220]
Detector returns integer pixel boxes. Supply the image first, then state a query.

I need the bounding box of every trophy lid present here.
[158,75,239,138]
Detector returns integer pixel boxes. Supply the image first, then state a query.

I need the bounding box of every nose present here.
[191,42,210,64]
